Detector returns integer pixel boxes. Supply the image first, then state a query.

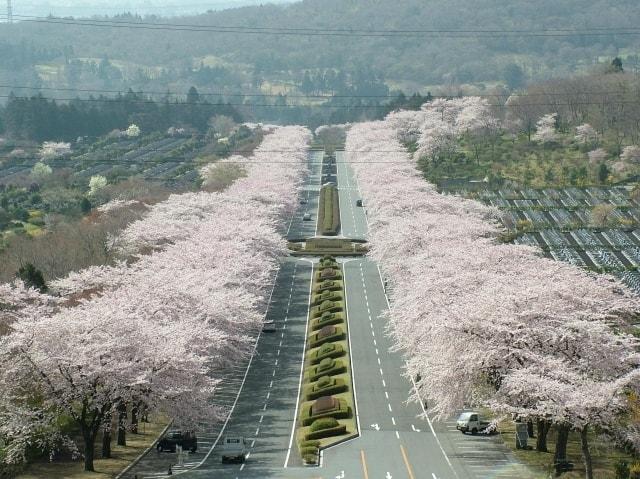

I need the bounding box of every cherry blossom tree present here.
[39,141,71,160]
[575,123,597,145]
[533,113,559,144]
[621,145,640,164]
[344,109,640,479]
[126,124,141,138]
[588,148,608,164]
[0,125,312,470]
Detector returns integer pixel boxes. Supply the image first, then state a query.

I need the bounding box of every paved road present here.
[336,149,367,240]
[125,147,536,479]
[287,149,324,240]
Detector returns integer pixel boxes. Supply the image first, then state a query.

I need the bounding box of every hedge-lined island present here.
[295,256,358,465]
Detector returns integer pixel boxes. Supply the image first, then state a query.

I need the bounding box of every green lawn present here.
[499,420,634,478]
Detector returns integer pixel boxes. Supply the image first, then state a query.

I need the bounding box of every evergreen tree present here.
[16,263,48,293]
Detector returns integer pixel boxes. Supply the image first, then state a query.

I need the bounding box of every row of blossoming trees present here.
[346,100,640,478]
[0,125,311,471]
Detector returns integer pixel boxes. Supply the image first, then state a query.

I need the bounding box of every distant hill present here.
[0,0,639,100]
[12,0,296,18]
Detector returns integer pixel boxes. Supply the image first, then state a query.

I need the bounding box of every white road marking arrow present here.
[334,471,345,479]
[411,424,421,432]
[370,423,380,431]
[385,473,393,479]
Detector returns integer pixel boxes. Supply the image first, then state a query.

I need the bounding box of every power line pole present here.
[6,0,12,23]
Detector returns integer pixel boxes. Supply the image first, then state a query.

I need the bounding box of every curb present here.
[115,419,174,479]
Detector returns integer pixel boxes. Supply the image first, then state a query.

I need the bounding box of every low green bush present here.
[310,342,345,364]
[314,280,342,293]
[310,417,339,432]
[311,300,343,319]
[306,377,348,401]
[311,312,344,330]
[305,424,347,441]
[303,453,319,464]
[300,446,319,456]
[312,291,342,306]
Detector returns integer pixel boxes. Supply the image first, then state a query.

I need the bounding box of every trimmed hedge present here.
[311,300,343,319]
[299,440,320,448]
[300,446,319,456]
[309,342,345,364]
[301,398,351,426]
[317,186,341,236]
[316,268,342,281]
[308,328,346,349]
[305,424,348,441]
[313,280,342,293]
[311,312,344,331]
[310,417,339,432]
[305,377,348,401]
[308,358,347,382]
[311,290,343,306]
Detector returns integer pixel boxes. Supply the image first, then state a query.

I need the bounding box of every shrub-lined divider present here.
[317,185,341,236]
[295,255,357,466]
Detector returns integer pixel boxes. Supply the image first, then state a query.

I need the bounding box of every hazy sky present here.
[12,0,296,18]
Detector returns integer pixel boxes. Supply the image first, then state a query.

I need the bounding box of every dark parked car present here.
[157,430,198,453]
[356,199,363,207]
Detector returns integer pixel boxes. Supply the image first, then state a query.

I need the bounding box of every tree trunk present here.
[527,420,535,438]
[131,403,139,434]
[117,402,127,447]
[581,426,593,479]
[83,430,96,472]
[536,419,550,452]
[554,424,570,476]
[102,412,112,458]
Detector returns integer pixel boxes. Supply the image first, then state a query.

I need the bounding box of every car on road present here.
[303,213,312,221]
[356,199,363,207]
[262,320,276,332]
[157,430,198,453]
[456,412,496,435]
[221,436,248,463]
[300,198,308,204]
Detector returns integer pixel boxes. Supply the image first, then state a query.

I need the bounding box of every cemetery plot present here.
[448,185,640,294]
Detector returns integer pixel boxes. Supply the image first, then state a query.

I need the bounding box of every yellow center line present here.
[360,449,370,479]
[400,444,416,479]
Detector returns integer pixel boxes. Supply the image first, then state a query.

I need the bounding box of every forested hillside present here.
[0,0,638,103]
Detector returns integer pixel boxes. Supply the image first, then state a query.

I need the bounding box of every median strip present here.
[294,255,358,466]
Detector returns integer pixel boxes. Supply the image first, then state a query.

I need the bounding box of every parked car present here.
[356,199,363,207]
[456,412,496,435]
[303,213,312,221]
[157,430,198,453]
[300,198,308,204]
[262,320,276,332]
[221,436,248,463]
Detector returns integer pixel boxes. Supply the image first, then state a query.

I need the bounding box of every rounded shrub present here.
[317,358,335,371]
[303,453,318,464]
[319,343,336,355]
[310,417,339,432]
[300,446,319,456]
[316,376,333,388]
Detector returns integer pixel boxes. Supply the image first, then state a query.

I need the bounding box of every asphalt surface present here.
[125,147,536,479]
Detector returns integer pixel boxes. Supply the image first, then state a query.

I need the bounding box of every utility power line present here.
[2,83,640,100]
[3,93,640,108]
[2,14,640,38]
